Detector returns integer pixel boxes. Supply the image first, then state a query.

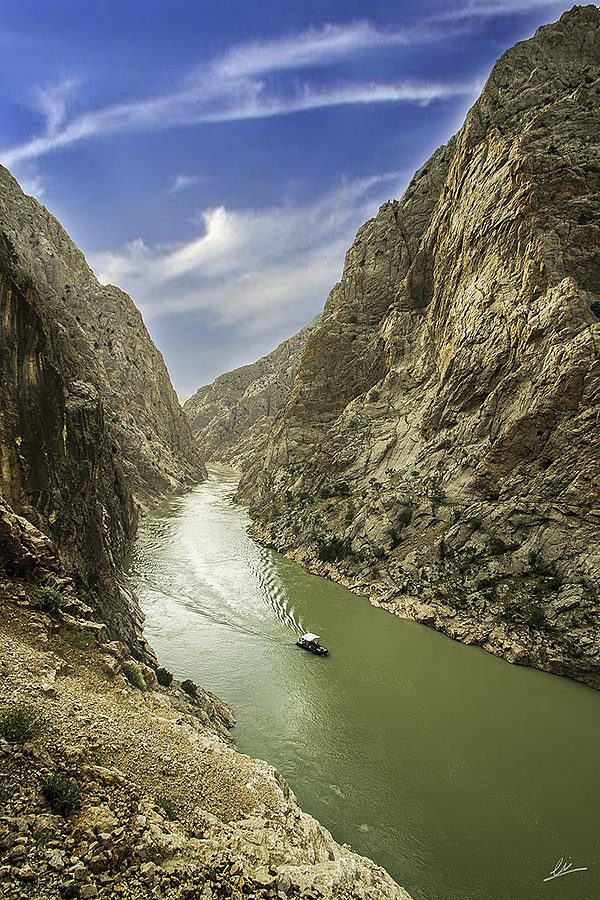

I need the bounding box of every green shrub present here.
[181,679,198,698]
[41,774,82,816]
[58,625,95,650]
[500,599,550,631]
[0,703,44,743]
[122,660,146,691]
[32,587,63,613]
[156,667,173,688]
[156,795,179,820]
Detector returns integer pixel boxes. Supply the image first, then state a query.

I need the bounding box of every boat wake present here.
[255,545,304,636]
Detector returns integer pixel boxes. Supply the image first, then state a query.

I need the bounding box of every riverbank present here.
[0,578,411,900]
[246,513,600,692]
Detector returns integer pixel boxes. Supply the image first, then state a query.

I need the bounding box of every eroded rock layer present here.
[240,6,600,687]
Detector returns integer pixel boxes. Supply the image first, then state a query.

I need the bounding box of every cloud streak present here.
[211,21,412,79]
[1,18,478,168]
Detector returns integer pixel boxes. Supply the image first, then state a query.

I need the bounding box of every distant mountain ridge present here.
[184,315,321,469]
[235,5,600,688]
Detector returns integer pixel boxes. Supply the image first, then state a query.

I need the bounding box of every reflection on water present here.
[128,465,600,900]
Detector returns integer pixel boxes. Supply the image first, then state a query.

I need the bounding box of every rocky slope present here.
[0,581,411,900]
[0,166,205,652]
[239,5,600,688]
[184,317,321,470]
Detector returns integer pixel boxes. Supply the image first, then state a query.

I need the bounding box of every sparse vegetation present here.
[397,506,412,527]
[500,598,550,631]
[0,703,44,743]
[58,624,96,650]
[32,586,64,612]
[181,679,198,698]
[156,667,173,687]
[319,481,351,499]
[41,774,82,816]
[488,536,508,557]
[122,659,147,691]
[315,535,349,562]
[388,527,401,549]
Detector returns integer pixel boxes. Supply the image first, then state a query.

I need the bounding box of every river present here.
[127,466,600,900]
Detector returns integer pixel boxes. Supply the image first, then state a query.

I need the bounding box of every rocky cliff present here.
[184,316,321,471]
[0,165,205,652]
[0,579,411,900]
[240,5,600,688]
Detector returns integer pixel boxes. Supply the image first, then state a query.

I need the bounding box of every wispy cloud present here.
[35,78,80,135]
[91,174,403,332]
[167,173,206,195]
[211,21,412,79]
[15,171,46,200]
[1,19,476,168]
[456,0,564,13]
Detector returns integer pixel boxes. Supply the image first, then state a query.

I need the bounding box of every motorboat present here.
[295,632,328,656]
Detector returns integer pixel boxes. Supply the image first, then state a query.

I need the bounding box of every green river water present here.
[127,466,600,900]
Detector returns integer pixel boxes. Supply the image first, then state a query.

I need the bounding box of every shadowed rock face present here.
[184,315,321,470]
[0,168,204,652]
[240,6,600,687]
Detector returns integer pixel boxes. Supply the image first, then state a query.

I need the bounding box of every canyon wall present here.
[239,5,600,688]
[0,166,205,651]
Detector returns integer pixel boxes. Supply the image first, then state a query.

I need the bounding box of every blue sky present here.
[0,0,580,397]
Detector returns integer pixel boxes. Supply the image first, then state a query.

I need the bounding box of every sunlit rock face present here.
[184,315,321,470]
[0,165,204,653]
[240,6,600,688]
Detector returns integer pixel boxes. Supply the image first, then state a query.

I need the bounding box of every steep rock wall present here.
[0,168,204,652]
[240,5,600,688]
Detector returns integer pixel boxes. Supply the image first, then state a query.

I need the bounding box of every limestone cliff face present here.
[240,6,600,688]
[0,166,205,651]
[184,315,321,469]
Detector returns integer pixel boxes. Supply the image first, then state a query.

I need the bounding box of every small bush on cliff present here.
[156,667,173,687]
[59,625,95,650]
[0,703,44,743]
[122,660,146,691]
[32,586,64,613]
[500,599,550,632]
[41,774,82,816]
[181,679,198,698]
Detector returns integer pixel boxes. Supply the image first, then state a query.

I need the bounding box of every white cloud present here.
[168,173,205,195]
[16,171,46,200]
[211,21,412,80]
[91,174,403,333]
[35,78,80,135]
[1,19,476,168]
